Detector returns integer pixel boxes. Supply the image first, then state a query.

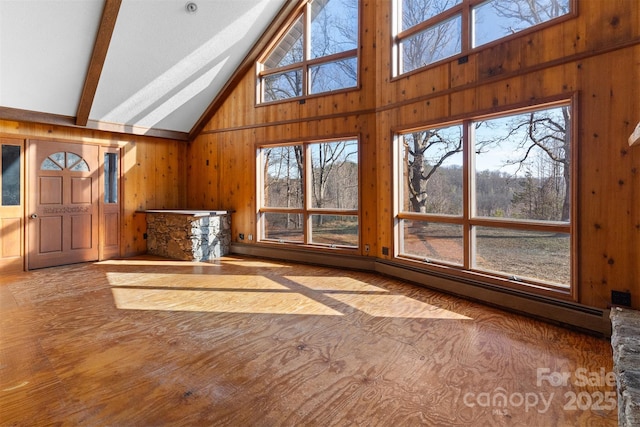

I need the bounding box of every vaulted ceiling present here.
[0,0,293,140]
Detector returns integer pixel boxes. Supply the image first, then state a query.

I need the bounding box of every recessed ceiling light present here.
[185,2,198,14]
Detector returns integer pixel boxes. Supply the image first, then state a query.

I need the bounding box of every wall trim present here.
[231,243,611,336]
[200,37,639,137]
[0,108,190,142]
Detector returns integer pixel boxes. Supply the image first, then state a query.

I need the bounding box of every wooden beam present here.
[75,0,122,127]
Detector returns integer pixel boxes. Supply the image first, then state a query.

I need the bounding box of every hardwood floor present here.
[0,256,616,426]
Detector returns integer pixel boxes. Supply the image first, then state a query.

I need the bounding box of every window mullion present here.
[306,49,358,67]
[463,120,473,270]
[259,62,304,77]
[303,2,311,96]
[396,6,464,41]
[304,143,312,244]
[392,0,401,77]
[461,0,471,53]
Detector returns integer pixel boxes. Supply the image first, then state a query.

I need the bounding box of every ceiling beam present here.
[75,0,122,127]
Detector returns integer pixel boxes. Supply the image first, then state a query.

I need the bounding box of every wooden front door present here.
[28,141,99,269]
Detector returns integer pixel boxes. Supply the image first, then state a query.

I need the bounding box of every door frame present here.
[24,139,122,270]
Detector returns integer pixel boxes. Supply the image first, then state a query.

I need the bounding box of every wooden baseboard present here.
[231,242,376,272]
[0,257,24,275]
[231,243,611,336]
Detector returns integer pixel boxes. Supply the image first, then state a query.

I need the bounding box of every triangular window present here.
[264,15,304,70]
[258,0,359,103]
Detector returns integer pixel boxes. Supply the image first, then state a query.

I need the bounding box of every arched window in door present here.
[41,152,90,172]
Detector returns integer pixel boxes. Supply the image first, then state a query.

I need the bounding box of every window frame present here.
[256,0,360,105]
[393,97,577,298]
[257,137,360,250]
[392,0,576,78]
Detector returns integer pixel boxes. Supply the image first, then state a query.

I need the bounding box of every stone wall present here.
[146,213,231,261]
[610,307,640,427]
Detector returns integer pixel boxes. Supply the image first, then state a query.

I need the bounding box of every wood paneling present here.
[99,146,121,260]
[188,0,640,310]
[119,138,188,257]
[0,120,187,263]
[577,45,640,308]
[1,218,21,258]
[0,256,616,425]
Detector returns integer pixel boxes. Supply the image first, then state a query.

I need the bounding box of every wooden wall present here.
[0,120,187,263]
[188,0,639,312]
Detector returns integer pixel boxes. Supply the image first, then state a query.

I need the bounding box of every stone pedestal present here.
[143,210,231,261]
[610,307,640,427]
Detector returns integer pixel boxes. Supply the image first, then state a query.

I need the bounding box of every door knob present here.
[30,213,38,219]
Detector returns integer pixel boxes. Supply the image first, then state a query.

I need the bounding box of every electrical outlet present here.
[248,234,253,241]
[365,244,370,252]
[382,246,389,255]
[239,233,244,240]
[611,290,632,307]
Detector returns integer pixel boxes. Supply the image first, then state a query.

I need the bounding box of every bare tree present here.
[263,146,304,232]
[264,0,358,100]
[309,0,358,93]
[400,0,461,72]
[486,0,569,27]
[475,169,515,217]
[506,108,571,221]
[398,1,464,214]
[311,140,358,210]
[403,128,462,213]
[472,1,571,221]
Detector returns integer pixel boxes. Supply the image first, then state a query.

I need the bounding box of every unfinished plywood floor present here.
[0,256,616,426]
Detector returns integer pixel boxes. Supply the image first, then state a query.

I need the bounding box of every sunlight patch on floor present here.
[218,259,291,268]
[111,288,344,315]
[102,259,472,319]
[285,275,390,293]
[329,294,472,319]
[106,272,289,290]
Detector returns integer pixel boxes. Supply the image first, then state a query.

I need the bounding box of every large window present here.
[258,0,359,103]
[259,139,359,248]
[396,101,573,291]
[394,0,571,75]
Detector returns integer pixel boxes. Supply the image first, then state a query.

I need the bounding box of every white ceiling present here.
[0,0,288,138]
